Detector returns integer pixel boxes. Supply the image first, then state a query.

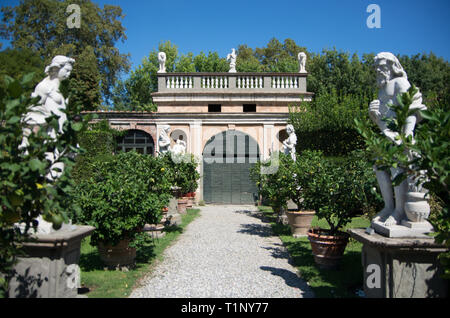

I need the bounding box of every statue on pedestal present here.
[369,52,430,235]
[19,55,76,234]
[298,52,307,73]
[158,124,172,154]
[282,124,297,161]
[227,48,237,73]
[158,52,167,73]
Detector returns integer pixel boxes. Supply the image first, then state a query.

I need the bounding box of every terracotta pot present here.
[177,198,188,214]
[404,192,430,222]
[98,238,136,268]
[182,196,193,208]
[286,210,315,238]
[307,228,349,270]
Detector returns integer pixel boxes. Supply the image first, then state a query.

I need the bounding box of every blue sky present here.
[1,0,450,73]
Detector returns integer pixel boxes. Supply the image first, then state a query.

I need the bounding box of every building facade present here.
[86,71,312,204]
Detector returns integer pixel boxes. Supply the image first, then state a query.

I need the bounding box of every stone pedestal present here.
[167,196,182,226]
[371,219,434,238]
[8,225,95,298]
[348,228,448,298]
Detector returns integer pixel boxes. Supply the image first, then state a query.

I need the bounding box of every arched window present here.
[117,130,155,155]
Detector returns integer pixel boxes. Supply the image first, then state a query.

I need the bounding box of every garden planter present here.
[177,198,188,214]
[8,225,95,298]
[143,223,166,238]
[307,228,349,270]
[404,192,430,222]
[182,196,193,208]
[98,238,136,268]
[286,210,315,238]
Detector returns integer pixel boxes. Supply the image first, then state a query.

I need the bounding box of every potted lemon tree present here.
[306,151,380,269]
[73,151,172,268]
[285,150,324,237]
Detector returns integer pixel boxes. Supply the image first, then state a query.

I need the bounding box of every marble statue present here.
[369,52,427,229]
[19,55,76,234]
[21,55,75,181]
[298,52,307,73]
[158,124,172,154]
[158,52,167,73]
[282,124,297,161]
[171,138,187,156]
[227,48,237,73]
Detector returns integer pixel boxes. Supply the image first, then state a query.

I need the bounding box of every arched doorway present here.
[202,130,260,204]
[117,129,155,155]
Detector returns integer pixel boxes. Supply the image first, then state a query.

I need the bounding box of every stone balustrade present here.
[158,72,307,93]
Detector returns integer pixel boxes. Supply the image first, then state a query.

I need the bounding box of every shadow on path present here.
[260,266,314,298]
[237,223,273,238]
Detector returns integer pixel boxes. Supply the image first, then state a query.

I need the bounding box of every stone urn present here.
[143,224,166,239]
[97,238,136,269]
[404,192,430,222]
[285,210,315,238]
[8,225,95,298]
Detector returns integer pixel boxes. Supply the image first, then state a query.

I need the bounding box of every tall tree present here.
[112,41,230,111]
[1,0,130,106]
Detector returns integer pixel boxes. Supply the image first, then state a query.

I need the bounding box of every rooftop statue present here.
[227,48,237,73]
[158,52,167,73]
[298,52,307,73]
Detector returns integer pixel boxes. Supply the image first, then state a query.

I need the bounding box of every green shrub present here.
[305,151,381,235]
[161,153,200,196]
[250,152,293,211]
[72,120,124,183]
[289,90,368,156]
[73,151,172,246]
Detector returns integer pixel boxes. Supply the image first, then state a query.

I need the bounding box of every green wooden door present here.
[203,131,259,204]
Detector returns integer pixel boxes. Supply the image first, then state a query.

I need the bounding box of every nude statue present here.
[227,48,237,73]
[172,138,187,156]
[21,55,75,181]
[282,124,297,161]
[19,55,76,233]
[158,124,172,154]
[158,52,167,73]
[298,52,307,73]
[369,52,427,227]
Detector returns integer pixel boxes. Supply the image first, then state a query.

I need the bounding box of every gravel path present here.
[129,205,314,298]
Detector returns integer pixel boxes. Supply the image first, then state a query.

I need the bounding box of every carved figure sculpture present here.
[298,52,307,73]
[19,55,76,234]
[282,124,297,161]
[369,52,427,227]
[171,138,187,156]
[227,48,237,73]
[21,55,75,181]
[158,124,172,154]
[158,52,167,73]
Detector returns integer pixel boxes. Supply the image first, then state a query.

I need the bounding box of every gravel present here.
[129,205,314,298]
